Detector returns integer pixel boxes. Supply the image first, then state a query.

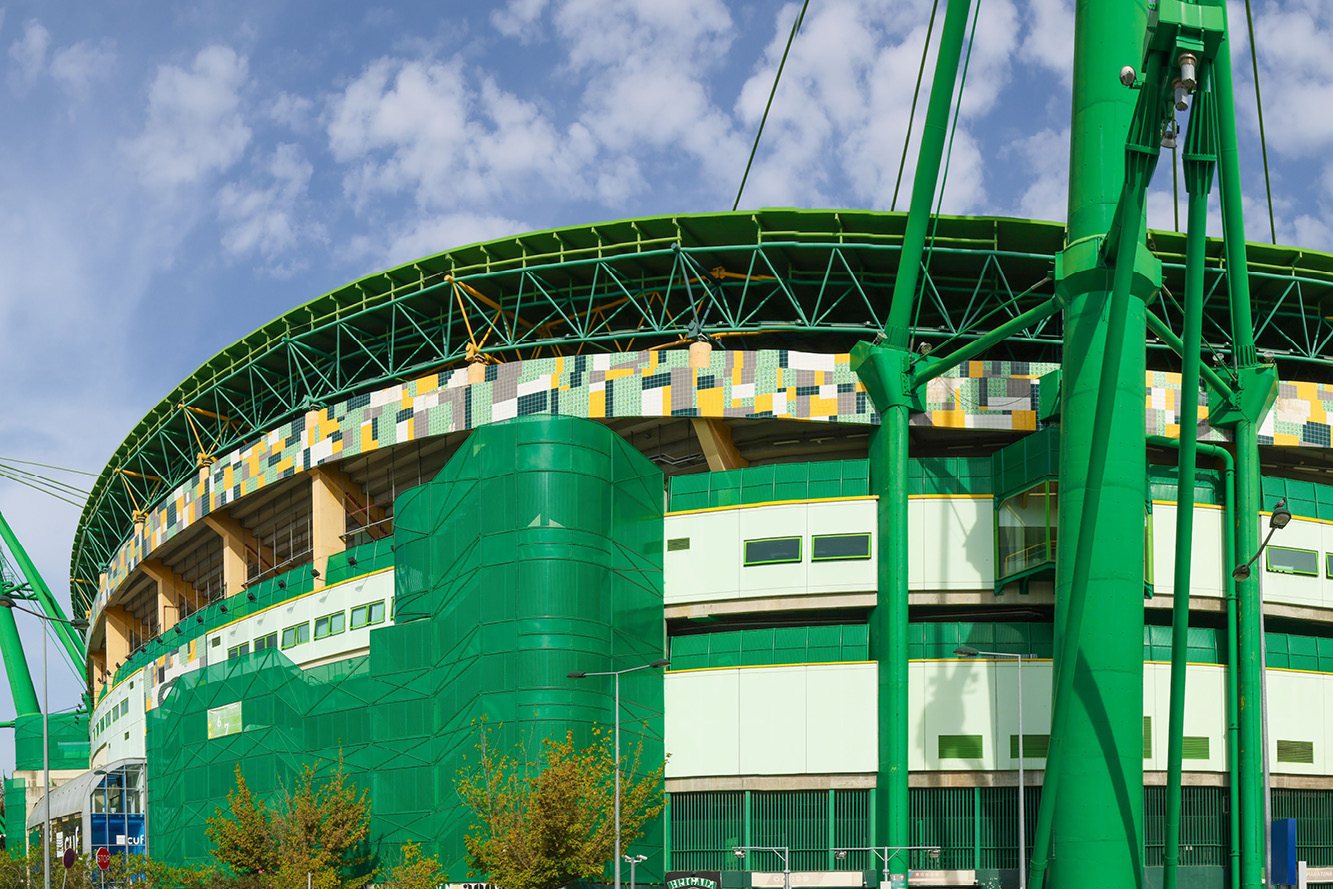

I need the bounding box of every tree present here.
[379,842,446,889]
[456,726,666,889]
[206,759,372,889]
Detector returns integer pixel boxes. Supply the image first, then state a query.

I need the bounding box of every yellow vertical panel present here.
[590,389,606,418]
[1013,411,1037,432]
[732,352,745,385]
[697,388,723,415]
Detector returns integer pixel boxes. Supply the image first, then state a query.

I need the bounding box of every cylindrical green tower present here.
[1050,0,1148,885]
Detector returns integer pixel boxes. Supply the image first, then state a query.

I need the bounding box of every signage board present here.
[667,871,722,889]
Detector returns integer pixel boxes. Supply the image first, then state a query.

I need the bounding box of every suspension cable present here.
[1244,0,1277,244]
[891,0,943,211]
[732,0,812,211]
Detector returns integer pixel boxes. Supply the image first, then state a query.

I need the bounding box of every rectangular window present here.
[811,533,872,562]
[350,601,387,629]
[281,623,310,650]
[1267,545,1319,577]
[937,734,983,759]
[227,643,250,660]
[743,536,802,566]
[1325,552,1333,579]
[1277,740,1314,764]
[254,633,277,652]
[314,612,345,640]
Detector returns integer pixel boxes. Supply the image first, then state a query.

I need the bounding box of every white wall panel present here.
[910,497,993,590]
[1150,504,1226,601]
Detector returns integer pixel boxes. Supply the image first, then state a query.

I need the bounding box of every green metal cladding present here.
[146,415,666,880]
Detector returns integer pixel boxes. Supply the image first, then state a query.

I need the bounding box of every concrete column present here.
[690,418,748,472]
[102,606,132,676]
[309,465,364,587]
[203,511,273,595]
[89,649,107,700]
[139,559,204,631]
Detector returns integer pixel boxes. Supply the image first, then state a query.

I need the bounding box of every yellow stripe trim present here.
[666,660,876,674]
[666,496,875,516]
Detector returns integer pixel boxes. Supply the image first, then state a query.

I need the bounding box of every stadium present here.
[3,3,1333,889]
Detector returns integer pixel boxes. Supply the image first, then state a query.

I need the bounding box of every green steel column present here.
[0,607,39,716]
[1165,89,1216,889]
[859,0,973,871]
[1212,18,1267,889]
[1036,1,1150,886]
[0,510,85,667]
[884,0,975,348]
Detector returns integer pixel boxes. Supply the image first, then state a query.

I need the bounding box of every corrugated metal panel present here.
[1273,789,1333,866]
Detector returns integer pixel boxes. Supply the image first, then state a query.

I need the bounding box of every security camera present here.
[1120,66,1137,87]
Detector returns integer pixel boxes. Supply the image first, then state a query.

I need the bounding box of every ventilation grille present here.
[1009,734,1050,759]
[938,735,984,760]
[1143,716,1153,759]
[667,537,691,552]
[1277,740,1315,764]
[1182,736,1211,760]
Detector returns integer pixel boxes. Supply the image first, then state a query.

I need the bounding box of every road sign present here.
[96,847,110,870]
[62,848,75,869]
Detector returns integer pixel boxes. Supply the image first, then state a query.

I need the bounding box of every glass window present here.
[352,601,387,629]
[811,533,872,561]
[743,537,802,566]
[1267,546,1318,577]
[314,612,345,640]
[996,481,1058,580]
[254,632,278,652]
[281,623,310,649]
[228,642,250,660]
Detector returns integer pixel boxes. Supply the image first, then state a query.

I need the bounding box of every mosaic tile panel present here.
[91,349,1333,618]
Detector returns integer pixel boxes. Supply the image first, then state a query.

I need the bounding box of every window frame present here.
[281,623,310,650]
[811,532,873,562]
[314,611,346,640]
[253,632,278,652]
[742,536,803,567]
[227,642,251,660]
[1266,545,1319,577]
[350,600,387,630]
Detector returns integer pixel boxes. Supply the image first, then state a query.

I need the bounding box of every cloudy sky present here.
[0,0,1328,760]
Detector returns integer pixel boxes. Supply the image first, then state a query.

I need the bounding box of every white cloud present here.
[1004,126,1069,222]
[491,0,550,42]
[7,20,49,92]
[327,56,597,208]
[217,143,323,271]
[125,45,251,189]
[50,39,116,98]
[267,90,316,130]
[1019,0,1074,75]
[374,211,529,268]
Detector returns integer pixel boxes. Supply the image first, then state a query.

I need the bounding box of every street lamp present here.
[567,657,670,889]
[955,644,1027,889]
[733,845,790,889]
[0,594,89,889]
[1231,497,1291,581]
[624,853,647,889]
[834,846,941,886]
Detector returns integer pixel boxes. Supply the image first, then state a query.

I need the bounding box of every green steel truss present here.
[70,209,1333,617]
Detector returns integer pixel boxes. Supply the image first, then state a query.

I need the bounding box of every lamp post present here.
[567,657,670,889]
[624,853,647,889]
[834,846,941,886]
[955,645,1026,889]
[733,845,791,889]
[1231,497,1290,886]
[0,594,89,889]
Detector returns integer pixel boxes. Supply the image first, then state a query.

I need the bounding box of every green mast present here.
[1042,0,1151,885]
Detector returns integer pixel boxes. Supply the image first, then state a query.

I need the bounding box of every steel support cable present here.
[0,463,89,497]
[1243,0,1277,244]
[891,0,944,211]
[913,0,983,333]
[0,457,96,477]
[0,472,86,508]
[732,0,811,212]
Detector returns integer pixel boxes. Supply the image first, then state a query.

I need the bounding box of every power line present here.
[732,0,812,211]
[1243,0,1277,244]
[892,0,943,212]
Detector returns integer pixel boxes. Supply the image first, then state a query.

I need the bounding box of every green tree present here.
[379,842,446,889]
[206,759,372,889]
[456,726,666,889]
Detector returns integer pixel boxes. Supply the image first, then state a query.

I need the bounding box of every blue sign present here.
[90,814,146,857]
[1272,817,1297,886]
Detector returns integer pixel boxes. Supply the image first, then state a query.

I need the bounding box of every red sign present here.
[62,849,75,869]
[96,847,111,870]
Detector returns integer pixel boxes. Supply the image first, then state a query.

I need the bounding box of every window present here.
[211,637,221,648]
[254,633,278,652]
[281,623,310,649]
[350,601,387,629]
[314,612,345,640]
[1267,545,1319,577]
[228,643,250,660]
[812,533,872,562]
[743,536,802,566]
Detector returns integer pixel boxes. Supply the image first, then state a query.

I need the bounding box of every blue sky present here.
[0,0,1328,768]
